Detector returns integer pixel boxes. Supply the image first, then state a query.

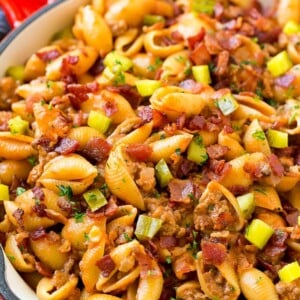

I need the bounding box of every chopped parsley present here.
[252,130,266,140]
[123,232,132,242]
[165,256,172,264]
[57,185,73,200]
[74,212,85,223]
[16,187,26,196]
[27,156,38,166]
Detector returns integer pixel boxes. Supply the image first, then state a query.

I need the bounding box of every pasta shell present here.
[239,268,279,300]
[109,119,153,146]
[5,234,36,272]
[194,181,244,232]
[196,251,240,300]
[68,126,104,149]
[46,46,98,81]
[92,90,136,124]
[73,5,112,56]
[218,130,245,160]
[38,154,97,195]
[104,144,145,210]
[160,50,191,84]
[0,159,32,185]
[148,132,193,163]
[16,80,65,100]
[104,0,154,28]
[288,183,300,209]
[276,0,300,25]
[243,119,271,155]
[150,86,208,121]
[4,188,68,231]
[115,28,144,57]
[251,185,282,211]
[87,295,122,300]
[255,210,286,228]
[29,231,69,270]
[36,275,78,300]
[0,132,36,160]
[144,29,184,58]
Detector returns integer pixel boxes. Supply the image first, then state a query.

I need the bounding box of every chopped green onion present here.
[83,189,107,212]
[8,116,29,135]
[267,51,293,77]
[88,110,111,134]
[217,93,239,116]
[135,215,162,240]
[135,80,161,96]
[143,14,165,26]
[278,261,300,283]
[283,20,300,35]
[58,185,73,200]
[245,219,274,249]
[16,187,26,196]
[191,0,215,15]
[155,159,173,187]
[187,137,208,165]
[0,184,9,201]
[104,51,133,73]
[237,193,255,219]
[6,65,25,82]
[267,129,288,148]
[192,65,211,84]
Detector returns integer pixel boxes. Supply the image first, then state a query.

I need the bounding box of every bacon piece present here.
[13,208,24,228]
[81,137,112,163]
[96,255,116,277]
[204,34,222,55]
[36,49,61,62]
[268,153,284,177]
[187,28,205,50]
[30,227,47,240]
[25,94,42,113]
[32,203,47,217]
[137,106,167,128]
[138,106,153,123]
[32,186,45,202]
[102,101,118,117]
[135,251,161,279]
[159,236,177,249]
[201,240,227,265]
[188,115,206,130]
[33,136,54,152]
[176,113,186,130]
[179,79,204,93]
[255,26,281,43]
[207,144,229,159]
[67,82,99,109]
[216,31,242,50]
[126,144,152,161]
[205,159,231,182]
[55,137,80,155]
[274,73,295,88]
[169,179,194,202]
[176,158,198,178]
[89,57,105,76]
[35,261,53,277]
[106,84,142,109]
[229,185,249,196]
[190,42,211,65]
[215,50,229,76]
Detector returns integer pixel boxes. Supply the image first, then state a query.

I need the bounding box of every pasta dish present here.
[0,0,300,299]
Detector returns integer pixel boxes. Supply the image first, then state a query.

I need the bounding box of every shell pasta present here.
[1,0,300,299]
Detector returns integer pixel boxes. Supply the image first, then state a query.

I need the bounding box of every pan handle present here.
[0,0,48,28]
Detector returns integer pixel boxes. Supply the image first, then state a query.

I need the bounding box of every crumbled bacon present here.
[159,236,177,249]
[274,73,295,88]
[89,57,105,76]
[126,144,152,161]
[204,34,223,54]
[179,79,204,93]
[176,158,198,178]
[32,186,45,201]
[135,251,161,279]
[169,179,194,202]
[229,185,249,196]
[35,261,53,277]
[36,49,61,62]
[204,159,231,182]
[13,208,24,227]
[176,113,186,130]
[201,240,227,265]
[33,136,54,152]
[32,203,47,217]
[215,50,230,76]
[102,101,118,117]
[138,106,153,123]
[81,137,112,163]
[207,144,229,159]
[106,84,142,109]
[187,115,206,130]
[67,82,99,109]
[187,29,205,50]
[190,43,211,65]
[268,153,284,177]
[30,227,47,240]
[55,137,80,155]
[96,255,116,277]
